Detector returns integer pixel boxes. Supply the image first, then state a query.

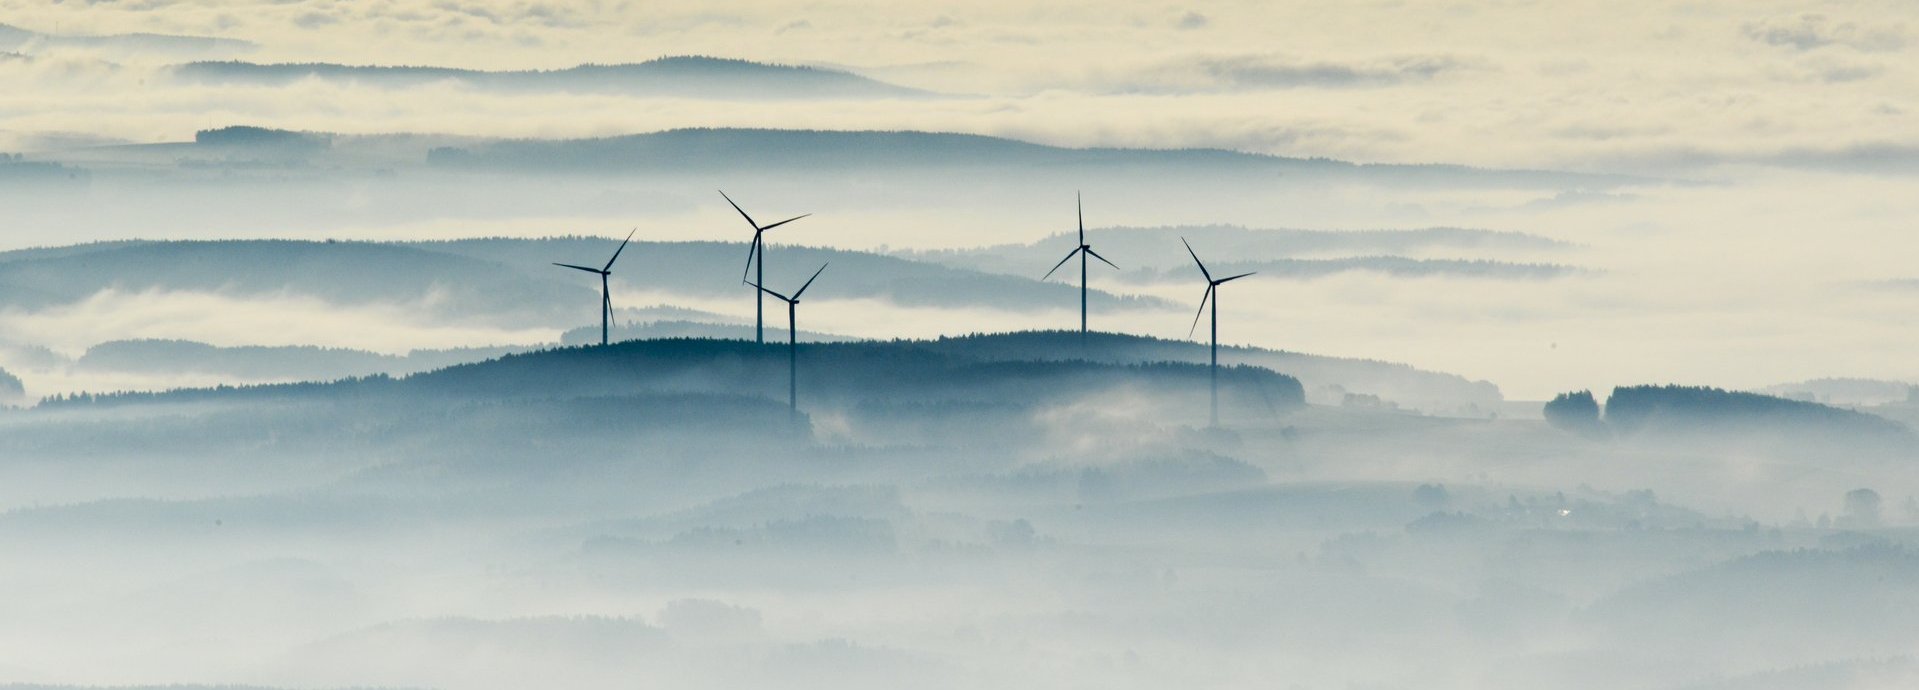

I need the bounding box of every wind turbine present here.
[748,263,828,414]
[552,229,637,346]
[720,190,810,345]
[1182,237,1255,428]
[1042,192,1118,344]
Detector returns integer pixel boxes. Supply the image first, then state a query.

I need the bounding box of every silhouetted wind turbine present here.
[1183,237,1255,428]
[749,263,827,414]
[552,229,636,346]
[1042,192,1118,344]
[720,190,810,345]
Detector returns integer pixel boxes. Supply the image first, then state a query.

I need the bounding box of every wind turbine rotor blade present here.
[1076,192,1084,245]
[604,289,617,331]
[718,189,757,229]
[1188,285,1214,338]
[741,233,762,283]
[746,281,792,303]
[1041,248,1081,281]
[1181,237,1212,282]
[793,263,828,300]
[1086,247,1119,270]
[1215,272,1257,284]
[603,228,637,271]
[553,262,606,275]
[759,213,811,232]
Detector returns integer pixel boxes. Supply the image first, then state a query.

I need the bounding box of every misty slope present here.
[903,225,1574,276]
[171,57,931,99]
[0,238,1159,322]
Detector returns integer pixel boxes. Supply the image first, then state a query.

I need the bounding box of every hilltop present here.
[29,337,1307,454]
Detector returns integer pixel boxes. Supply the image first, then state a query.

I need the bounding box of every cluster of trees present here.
[194,125,332,150]
[1543,385,1908,438]
[0,365,23,403]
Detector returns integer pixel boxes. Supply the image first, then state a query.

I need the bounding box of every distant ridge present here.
[52,124,1647,193]
[418,127,1641,188]
[171,57,931,99]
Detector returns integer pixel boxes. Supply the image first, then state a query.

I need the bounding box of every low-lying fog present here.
[2,355,1918,690]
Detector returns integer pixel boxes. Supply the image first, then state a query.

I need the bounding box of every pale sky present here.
[2,0,1915,170]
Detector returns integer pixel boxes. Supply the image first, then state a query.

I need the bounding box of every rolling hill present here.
[44,330,1497,414]
[45,336,1305,414]
[26,336,1308,455]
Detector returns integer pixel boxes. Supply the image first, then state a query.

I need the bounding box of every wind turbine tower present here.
[1182,237,1256,428]
[720,190,810,344]
[1042,192,1118,344]
[749,264,828,413]
[552,229,636,346]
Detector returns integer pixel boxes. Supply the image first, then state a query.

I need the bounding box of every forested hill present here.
[1604,385,1908,437]
[45,337,1303,410]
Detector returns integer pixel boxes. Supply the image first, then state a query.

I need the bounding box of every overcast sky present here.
[2,0,1914,170]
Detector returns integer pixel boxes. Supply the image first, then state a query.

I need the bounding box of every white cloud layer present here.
[0,0,1913,171]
